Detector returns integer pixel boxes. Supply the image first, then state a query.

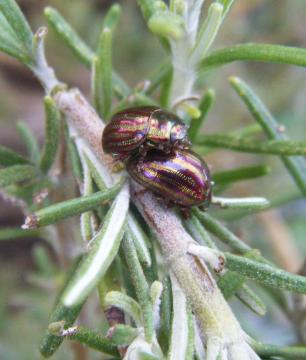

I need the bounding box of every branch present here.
[53,87,259,358]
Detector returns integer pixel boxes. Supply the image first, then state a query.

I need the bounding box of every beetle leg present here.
[180,207,191,219]
[178,139,191,150]
[153,195,174,209]
[165,200,175,208]
[133,188,147,197]
[112,160,125,173]
[139,144,148,157]
[113,153,129,162]
[198,205,206,212]
[111,154,128,172]
[163,143,172,153]
[136,158,145,171]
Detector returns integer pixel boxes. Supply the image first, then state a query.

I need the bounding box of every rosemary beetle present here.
[127,149,212,208]
[102,106,190,161]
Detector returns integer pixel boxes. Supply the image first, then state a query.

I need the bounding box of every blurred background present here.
[0,1,306,359]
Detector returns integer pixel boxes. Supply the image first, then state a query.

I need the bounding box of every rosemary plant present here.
[0,0,306,359]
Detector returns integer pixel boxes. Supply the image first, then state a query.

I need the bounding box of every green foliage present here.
[225,252,306,293]
[0,227,38,241]
[62,184,129,307]
[44,7,94,67]
[212,165,270,186]
[0,145,29,166]
[148,11,184,40]
[39,284,85,357]
[122,232,154,341]
[93,28,113,119]
[107,324,139,346]
[25,178,124,227]
[188,89,215,142]
[200,43,306,70]
[230,76,306,196]
[0,164,37,187]
[0,0,33,64]
[0,0,33,50]
[64,326,120,356]
[197,134,306,156]
[16,121,40,165]
[39,96,61,173]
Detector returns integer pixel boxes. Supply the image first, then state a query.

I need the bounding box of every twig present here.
[52,88,258,356]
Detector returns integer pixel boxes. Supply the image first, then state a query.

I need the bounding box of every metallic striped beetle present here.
[127,149,212,208]
[102,106,189,161]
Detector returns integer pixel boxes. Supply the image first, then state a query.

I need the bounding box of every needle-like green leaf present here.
[40,96,61,174]
[103,3,122,31]
[127,214,152,267]
[0,12,32,63]
[230,76,306,196]
[145,60,172,95]
[196,134,306,156]
[64,126,82,181]
[25,178,125,228]
[190,3,223,63]
[200,43,306,70]
[0,227,39,241]
[216,0,236,18]
[44,6,129,98]
[107,324,139,347]
[39,257,85,357]
[64,326,119,356]
[168,275,194,360]
[225,252,306,294]
[0,165,37,187]
[212,165,270,186]
[252,341,306,359]
[0,145,28,166]
[122,231,154,342]
[185,214,266,316]
[0,0,33,51]
[236,285,267,316]
[136,0,155,21]
[212,196,269,211]
[188,89,215,142]
[193,208,250,254]
[94,28,113,119]
[44,7,94,66]
[62,183,129,307]
[16,121,40,165]
[93,4,121,119]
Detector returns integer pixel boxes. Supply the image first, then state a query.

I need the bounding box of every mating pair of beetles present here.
[102,106,212,210]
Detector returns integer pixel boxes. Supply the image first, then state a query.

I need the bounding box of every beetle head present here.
[170,123,189,145]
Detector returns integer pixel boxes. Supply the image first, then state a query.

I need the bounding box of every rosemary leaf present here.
[0,165,37,187]
[225,253,306,294]
[0,144,29,166]
[200,43,306,70]
[62,184,129,307]
[40,96,61,174]
[0,0,33,52]
[212,165,270,186]
[188,89,215,142]
[230,76,306,196]
[16,121,40,165]
[196,134,306,156]
[26,178,125,227]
